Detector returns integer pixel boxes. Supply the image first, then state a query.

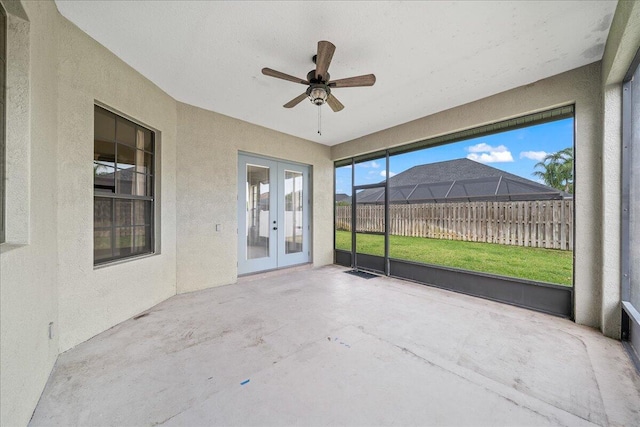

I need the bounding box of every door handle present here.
[273,227,278,230]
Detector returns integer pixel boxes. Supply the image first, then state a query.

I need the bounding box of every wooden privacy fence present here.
[336,200,574,250]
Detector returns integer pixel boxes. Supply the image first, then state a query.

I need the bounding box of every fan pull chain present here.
[317,105,322,136]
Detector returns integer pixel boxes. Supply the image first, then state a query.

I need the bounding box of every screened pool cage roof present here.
[356,175,568,204]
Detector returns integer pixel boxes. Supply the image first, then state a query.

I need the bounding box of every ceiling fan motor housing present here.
[306,70,329,84]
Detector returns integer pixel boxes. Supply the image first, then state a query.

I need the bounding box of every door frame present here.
[237,152,311,275]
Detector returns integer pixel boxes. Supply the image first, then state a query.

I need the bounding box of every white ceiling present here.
[55,1,616,146]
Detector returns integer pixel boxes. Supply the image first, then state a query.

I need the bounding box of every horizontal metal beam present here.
[335,249,351,267]
[334,251,573,319]
[389,258,573,318]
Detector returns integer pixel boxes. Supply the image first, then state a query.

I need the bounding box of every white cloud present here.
[466,143,509,153]
[467,151,514,163]
[357,160,380,168]
[380,170,396,178]
[465,142,513,163]
[520,151,547,161]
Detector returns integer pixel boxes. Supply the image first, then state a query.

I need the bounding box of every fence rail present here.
[336,200,573,250]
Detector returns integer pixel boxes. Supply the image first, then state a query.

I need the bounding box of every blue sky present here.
[336,117,574,195]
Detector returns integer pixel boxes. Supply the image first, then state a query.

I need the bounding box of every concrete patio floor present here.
[31,265,640,426]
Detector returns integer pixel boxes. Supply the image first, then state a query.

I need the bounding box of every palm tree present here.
[533,147,573,193]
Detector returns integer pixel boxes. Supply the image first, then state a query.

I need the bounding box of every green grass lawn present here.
[335,230,573,286]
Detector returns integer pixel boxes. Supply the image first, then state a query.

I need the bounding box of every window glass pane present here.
[246,164,270,260]
[354,158,386,186]
[94,162,115,193]
[134,173,148,197]
[95,106,115,142]
[117,171,149,196]
[137,128,154,153]
[94,229,113,262]
[116,119,136,146]
[142,128,153,151]
[115,199,133,226]
[145,152,153,175]
[116,169,133,195]
[115,227,134,257]
[134,200,152,226]
[335,164,352,252]
[284,170,303,254]
[135,149,152,175]
[94,197,112,227]
[133,226,151,252]
[117,143,136,170]
[95,140,115,164]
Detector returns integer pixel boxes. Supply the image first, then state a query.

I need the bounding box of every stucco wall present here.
[599,0,640,338]
[331,63,604,330]
[0,1,59,425]
[1,0,638,425]
[55,14,178,352]
[176,103,333,294]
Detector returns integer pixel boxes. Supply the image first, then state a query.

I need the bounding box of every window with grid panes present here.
[94,105,154,264]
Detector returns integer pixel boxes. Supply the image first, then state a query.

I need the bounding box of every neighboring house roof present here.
[356,158,569,204]
[335,193,351,203]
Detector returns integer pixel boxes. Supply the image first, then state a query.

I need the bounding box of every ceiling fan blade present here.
[326,93,344,112]
[283,92,308,108]
[315,41,336,81]
[262,68,309,85]
[328,74,376,88]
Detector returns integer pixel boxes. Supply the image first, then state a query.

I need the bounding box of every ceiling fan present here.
[261,41,376,112]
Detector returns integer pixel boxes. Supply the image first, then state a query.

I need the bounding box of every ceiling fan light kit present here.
[307,85,329,106]
[262,40,376,135]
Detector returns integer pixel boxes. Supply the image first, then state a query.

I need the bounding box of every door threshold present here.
[237,263,313,283]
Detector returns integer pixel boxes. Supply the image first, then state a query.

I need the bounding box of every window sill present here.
[93,251,157,270]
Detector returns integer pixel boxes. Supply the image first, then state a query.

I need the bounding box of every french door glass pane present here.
[284,170,303,254]
[246,164,270,260]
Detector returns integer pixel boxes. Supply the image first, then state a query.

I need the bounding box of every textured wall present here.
[331,63,604,331]
[601,0,640,86]
[176,103,333,294]
[0,1,59,425]
[599,1,640,338]
[55,13,178,352]
[1,1,638,425]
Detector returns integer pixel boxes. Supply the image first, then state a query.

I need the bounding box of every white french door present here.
[238,153,310,275]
